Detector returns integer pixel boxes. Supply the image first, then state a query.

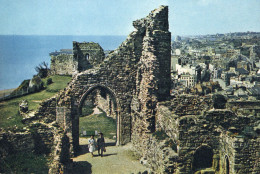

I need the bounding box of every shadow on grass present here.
[72,161,92,174]
[101,153,117,157]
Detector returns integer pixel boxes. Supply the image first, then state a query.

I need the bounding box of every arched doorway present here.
[225,155,230,174]
[193,145,214,171]
[75,85,120,153]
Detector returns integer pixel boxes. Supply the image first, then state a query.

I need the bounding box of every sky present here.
[0,0,260,36]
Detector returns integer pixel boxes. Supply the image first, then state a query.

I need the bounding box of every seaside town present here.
[170,32,260,100]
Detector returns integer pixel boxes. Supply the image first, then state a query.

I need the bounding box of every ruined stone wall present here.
[227,100,260,118]
[95,90,117,119]
[73,42,105,72]
[50,42,105,75]
[56,14,145,150]
[155,95,259,173]
[129,6,173,173]
[50,54,76,75]
[139,134,178,173]
[46,7,172,161]
[0,96,58,160]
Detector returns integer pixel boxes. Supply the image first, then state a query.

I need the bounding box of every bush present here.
[29,76,44,92]
[46,78,53,85]
[35,61,49,78]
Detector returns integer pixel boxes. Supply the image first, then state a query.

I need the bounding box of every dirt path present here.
[72,138,149,174]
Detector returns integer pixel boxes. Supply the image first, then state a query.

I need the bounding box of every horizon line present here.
[1,31,260,37]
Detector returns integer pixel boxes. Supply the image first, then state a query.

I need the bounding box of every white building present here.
[176,64,197,75]
[180,73,197,87]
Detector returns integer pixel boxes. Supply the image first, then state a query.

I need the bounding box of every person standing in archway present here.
[97,133,105,157]
[88,135,96,157]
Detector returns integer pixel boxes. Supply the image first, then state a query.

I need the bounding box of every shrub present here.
[35,61,49,78]
[46,78,53,85]
[29,75,44,92]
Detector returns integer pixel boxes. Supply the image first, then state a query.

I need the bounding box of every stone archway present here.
[193,145,214,171]
[76,84,121,147]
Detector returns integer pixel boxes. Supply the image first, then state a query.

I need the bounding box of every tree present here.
[35,61,49,78]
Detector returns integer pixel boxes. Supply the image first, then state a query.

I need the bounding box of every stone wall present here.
[154,95,260,173]
[95,89,117,119]
[54,6,171,154]
[6,5,258,174]
[130,5,173,173]
[73,42,105,72]
[50,42,105,75]
[50,54,75,75]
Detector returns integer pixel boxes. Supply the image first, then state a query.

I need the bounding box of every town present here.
[170,32,260,100]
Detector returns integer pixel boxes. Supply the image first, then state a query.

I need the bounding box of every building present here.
[180,73,197,87]
[50,42,105,75]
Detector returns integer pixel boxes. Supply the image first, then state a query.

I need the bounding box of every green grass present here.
[0,152,49,173]
[79,110,117,139]
[0,75,72,129]
[81,105,94,116]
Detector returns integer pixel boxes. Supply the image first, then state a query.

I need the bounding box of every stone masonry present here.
[2,5,259,174]
[50,42,105,75]
[43,6,260,173]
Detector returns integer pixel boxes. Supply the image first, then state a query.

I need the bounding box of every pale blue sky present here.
[0,0,259,36]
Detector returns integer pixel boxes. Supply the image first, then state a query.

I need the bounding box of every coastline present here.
[0,88,15,99]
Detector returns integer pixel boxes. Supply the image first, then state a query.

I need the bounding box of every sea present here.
[0,35,126,90]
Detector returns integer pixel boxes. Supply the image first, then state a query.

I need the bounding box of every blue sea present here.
[0,35,126,90]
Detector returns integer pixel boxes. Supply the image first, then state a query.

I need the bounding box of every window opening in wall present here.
[225,156,230,174]
[86,53,89,60]
[193,145,214,171]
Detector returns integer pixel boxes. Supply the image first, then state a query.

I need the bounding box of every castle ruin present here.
[50,42,105,75]
[1,5,259,174]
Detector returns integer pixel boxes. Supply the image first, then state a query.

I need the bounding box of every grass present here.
[81,105,94,116]
[0,152,49,173]
[123,149,142,161]
[0,75,72,129]
[79,110,117,139]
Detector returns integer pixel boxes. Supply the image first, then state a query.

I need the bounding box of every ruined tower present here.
[73,42,105,72]
[50,42,105,75]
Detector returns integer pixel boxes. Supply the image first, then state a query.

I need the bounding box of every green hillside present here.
[0,75,72,129]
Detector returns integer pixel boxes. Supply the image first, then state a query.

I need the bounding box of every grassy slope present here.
[0,75,72,129]
[79,111,117,139]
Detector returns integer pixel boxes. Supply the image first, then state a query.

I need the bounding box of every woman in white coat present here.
[88,135,96,157]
